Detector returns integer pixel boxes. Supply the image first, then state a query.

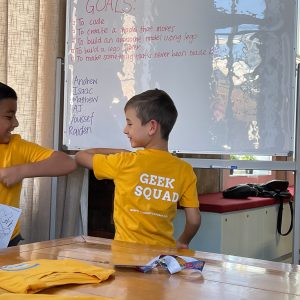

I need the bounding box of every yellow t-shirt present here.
[93,149,199,247]
[0,259,115,294]
[0,294,114,300]
[0,134,54,239]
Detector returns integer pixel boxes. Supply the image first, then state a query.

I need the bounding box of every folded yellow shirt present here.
[0,259,115,294]
[0,295,114,300]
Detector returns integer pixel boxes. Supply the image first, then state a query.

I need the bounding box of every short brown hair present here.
[125,89,177,141]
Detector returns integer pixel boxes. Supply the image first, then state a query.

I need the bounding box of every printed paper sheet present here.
[0,204,21,248]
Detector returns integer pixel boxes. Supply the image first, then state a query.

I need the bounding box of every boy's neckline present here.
[143,145,168,152]
[139,148,171,154]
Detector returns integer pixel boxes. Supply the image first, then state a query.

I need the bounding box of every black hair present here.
[124,89,178,141]
[0,82,17,101]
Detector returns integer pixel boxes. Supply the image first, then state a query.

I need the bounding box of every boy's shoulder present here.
[137,149,193,167]
[1,135,23,154]
[8,134,28,146]
[10,134,21,141]
[110,149,193,170]
[7,134,46,150]
[4,134,22,146]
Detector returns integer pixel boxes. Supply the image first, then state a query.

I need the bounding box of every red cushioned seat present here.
[198,186,294,213]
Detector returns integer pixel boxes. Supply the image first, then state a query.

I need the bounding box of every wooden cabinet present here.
[174,204,293,261]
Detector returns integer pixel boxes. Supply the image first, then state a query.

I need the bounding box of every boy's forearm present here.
[177,208,201,247]
[177,222,200,245]
[0,152,76,187]
[18,151,77,178]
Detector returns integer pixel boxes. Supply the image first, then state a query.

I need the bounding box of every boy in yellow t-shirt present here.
[75,89,201,248]
[0,82,77,246]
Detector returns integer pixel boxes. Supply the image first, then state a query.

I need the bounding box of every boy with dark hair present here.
[124,89,178,141]
[0,82,77,246]
[76,89,201,248]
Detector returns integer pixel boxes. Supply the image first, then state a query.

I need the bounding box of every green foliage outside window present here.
[230,155,256,160]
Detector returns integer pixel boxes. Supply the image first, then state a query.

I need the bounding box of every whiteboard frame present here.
[63,0,297,155]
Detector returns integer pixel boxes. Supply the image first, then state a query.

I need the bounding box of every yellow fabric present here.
[0,259,115,294]
[93,149,199,247]
[0,134,54,239]
[0,294,114,300]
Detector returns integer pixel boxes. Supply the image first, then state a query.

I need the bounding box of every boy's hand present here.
[0,166,24,187]
[176,240,189,249]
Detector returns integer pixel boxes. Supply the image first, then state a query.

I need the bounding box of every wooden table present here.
[0,236,300,299]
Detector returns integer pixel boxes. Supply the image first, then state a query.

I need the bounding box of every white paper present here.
[0,204,21,248]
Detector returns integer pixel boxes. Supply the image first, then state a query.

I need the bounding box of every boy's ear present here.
[148,119,159,136]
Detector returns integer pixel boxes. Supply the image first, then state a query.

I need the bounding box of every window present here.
[222,155,275,190]
[229,155,272,176]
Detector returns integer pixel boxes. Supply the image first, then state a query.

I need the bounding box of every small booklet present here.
[0,204,21,248]
[115,254,205,274]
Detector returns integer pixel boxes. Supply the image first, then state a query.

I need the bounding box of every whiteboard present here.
[63,0,297,155]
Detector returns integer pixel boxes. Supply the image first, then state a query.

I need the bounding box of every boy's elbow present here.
[191,216,201,231]
[188,208,201,228]
[74,152,83,165]
[66,157,78,173]
[52,152,77,175]
[60,155,77,175]
[196,211,201,229]
[75,151,93,169]
[197,213,201,230]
